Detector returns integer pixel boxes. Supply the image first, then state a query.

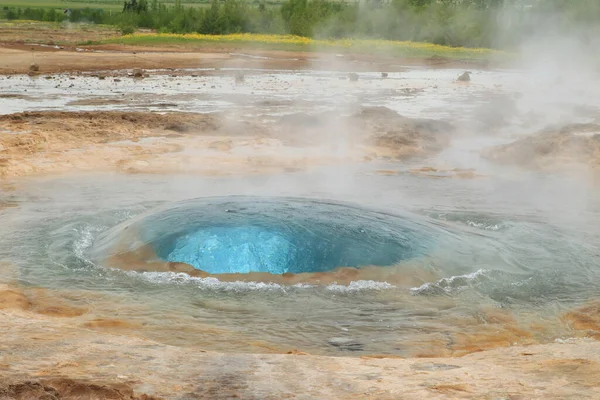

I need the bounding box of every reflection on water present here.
[1,167,600,356]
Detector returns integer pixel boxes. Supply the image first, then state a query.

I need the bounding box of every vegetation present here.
[105,32,505,59]
[0,0,598,50]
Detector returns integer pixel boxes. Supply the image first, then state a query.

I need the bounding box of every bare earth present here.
[0,43,481,76]
[2,24,600,399]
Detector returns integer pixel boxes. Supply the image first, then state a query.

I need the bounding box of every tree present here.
[123,0,148,13]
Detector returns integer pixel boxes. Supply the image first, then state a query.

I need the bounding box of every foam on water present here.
[130,270,396,293]
[410,269,489,295]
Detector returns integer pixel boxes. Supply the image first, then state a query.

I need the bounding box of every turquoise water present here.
[96,197,433,275]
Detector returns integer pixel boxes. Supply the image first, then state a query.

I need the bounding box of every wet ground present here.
[2,52,600,398]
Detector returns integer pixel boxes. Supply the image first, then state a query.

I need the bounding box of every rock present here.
[348,72,359,82]
[381,72,388,78]
[327,337,364,352]
[132,68,144,78]
[29,63,39,72]
[457,71,471,82]
[235,71,245,83]
[98,75,106,80]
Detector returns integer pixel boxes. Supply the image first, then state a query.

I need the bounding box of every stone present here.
[457,71,471,82]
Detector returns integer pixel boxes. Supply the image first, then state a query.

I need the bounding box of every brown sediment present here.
[34,305,87,318]
[429,383,472,393]
[0,378,163,400]
[563,301,600,340]
[449,308,536,356]
[399,307,540,358]
[0,286,31,310]
[451,327,535,356]
[83,318,142,329]
[0,285,87,318]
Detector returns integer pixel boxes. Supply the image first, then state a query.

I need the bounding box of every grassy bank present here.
[101,33,507,61]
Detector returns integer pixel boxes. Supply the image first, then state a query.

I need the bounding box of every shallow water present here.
[2,67,600,356]
[1,165,600,355]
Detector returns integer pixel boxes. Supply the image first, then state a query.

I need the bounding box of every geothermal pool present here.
[2,166,600,355]
[1,66,600,357]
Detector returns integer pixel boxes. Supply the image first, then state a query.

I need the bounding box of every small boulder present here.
[348,72,359,82]
[29,63,39,72]
[132,68,144,78]
[234,71,245,83]
[381,72,388,78]
[457,71,471,82]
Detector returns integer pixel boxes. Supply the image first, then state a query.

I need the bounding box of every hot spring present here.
[92,197,434,277]
[1,68,600,358]
[2,167,600,356]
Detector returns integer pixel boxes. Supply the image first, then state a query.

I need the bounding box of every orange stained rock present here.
[83,318,142,329]
[0,287,31,310]
[563,301,600,337]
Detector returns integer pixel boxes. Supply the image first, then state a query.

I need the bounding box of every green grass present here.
[0,0,235,10]
[99,33,510,62]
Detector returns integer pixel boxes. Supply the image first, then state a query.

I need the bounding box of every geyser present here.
[93,197,433,275]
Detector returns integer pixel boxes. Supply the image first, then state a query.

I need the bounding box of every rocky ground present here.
[0,107,452,178]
